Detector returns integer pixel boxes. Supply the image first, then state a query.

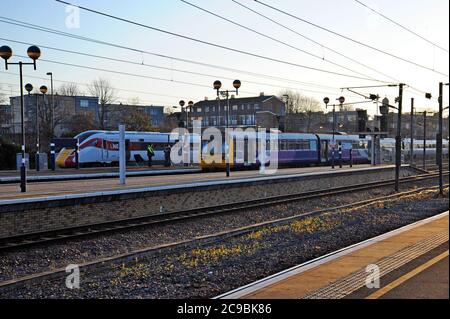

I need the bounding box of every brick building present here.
[191,94,286,131]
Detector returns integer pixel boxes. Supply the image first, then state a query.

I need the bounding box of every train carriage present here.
[56,130,200,168]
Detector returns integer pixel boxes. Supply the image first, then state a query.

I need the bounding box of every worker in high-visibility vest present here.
[147,144,155,167]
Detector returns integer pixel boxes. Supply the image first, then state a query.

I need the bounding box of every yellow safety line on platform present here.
[366,250,449,299]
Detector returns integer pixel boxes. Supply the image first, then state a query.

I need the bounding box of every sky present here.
[0,0,449,115]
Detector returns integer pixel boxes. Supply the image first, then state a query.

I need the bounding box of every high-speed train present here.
[56,130,199,168]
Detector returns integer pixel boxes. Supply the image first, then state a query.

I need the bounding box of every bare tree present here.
[88,78,117,130]
[123,110,154,132]
[57,83,81,97]
[279,90,323,132]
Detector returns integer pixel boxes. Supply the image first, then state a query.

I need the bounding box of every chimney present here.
[204,97,208,101]
[260,92,264,96]
[230,95,235,99]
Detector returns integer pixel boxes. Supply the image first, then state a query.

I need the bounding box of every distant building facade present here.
[0,104,12,137]
[191,94,286,131]
[8,94,99,142]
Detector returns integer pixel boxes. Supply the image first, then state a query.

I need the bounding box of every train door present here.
[125,139,131,161]
[244,137,249,166]
[321,140,329,163]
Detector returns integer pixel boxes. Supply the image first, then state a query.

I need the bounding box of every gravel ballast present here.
[0,180,448,299]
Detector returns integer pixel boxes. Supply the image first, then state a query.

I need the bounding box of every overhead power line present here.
[354,0,449,54]
[0,85,176,106]
[53,0,387,82]
[180,0,380,81]
[233,0,444,100]
[0,37,358,96]
[0,16,340,90]
[253,0,449,77]
[231,0,399,83]
[13,54,364,99]
[0,75,186,101]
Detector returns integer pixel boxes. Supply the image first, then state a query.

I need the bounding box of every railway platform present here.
[217,212,449,299]
[0,166,200,184]
[0,164,392,202]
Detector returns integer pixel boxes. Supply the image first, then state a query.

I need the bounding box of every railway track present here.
[0,171,447,252]
[0,181,447,292]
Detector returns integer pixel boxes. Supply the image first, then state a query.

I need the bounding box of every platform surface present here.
[218,212,449,300]
[0,164,380,202]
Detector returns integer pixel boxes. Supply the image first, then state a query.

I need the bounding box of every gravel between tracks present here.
[0,178,448,298]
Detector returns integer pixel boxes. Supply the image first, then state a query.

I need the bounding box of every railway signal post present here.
[394,84,404,192]
[437,82,449,196]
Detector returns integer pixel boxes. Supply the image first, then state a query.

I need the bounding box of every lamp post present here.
[46,72,54,137]
[0,45,41,192]
[39,85,48,171]
[178,100,194,131]
[213,79,241,177]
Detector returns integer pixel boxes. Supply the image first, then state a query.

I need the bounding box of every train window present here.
[287,141,297,150]
[298,141,310,150]
[286,141,310,150]
[279,140,287,151]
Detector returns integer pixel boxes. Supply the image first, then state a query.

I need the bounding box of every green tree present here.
[0,137,20,170]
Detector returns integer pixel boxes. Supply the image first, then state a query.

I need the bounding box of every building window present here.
[80,100,89,108]
[254,103,260,110]
[212,106,215,112]
[232,105,238,111]
[205,106,209,113]
[196,107,202,113]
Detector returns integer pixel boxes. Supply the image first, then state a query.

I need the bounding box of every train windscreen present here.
[75,131,99,143]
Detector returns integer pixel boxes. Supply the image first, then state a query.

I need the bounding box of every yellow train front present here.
[200,138,237,171]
